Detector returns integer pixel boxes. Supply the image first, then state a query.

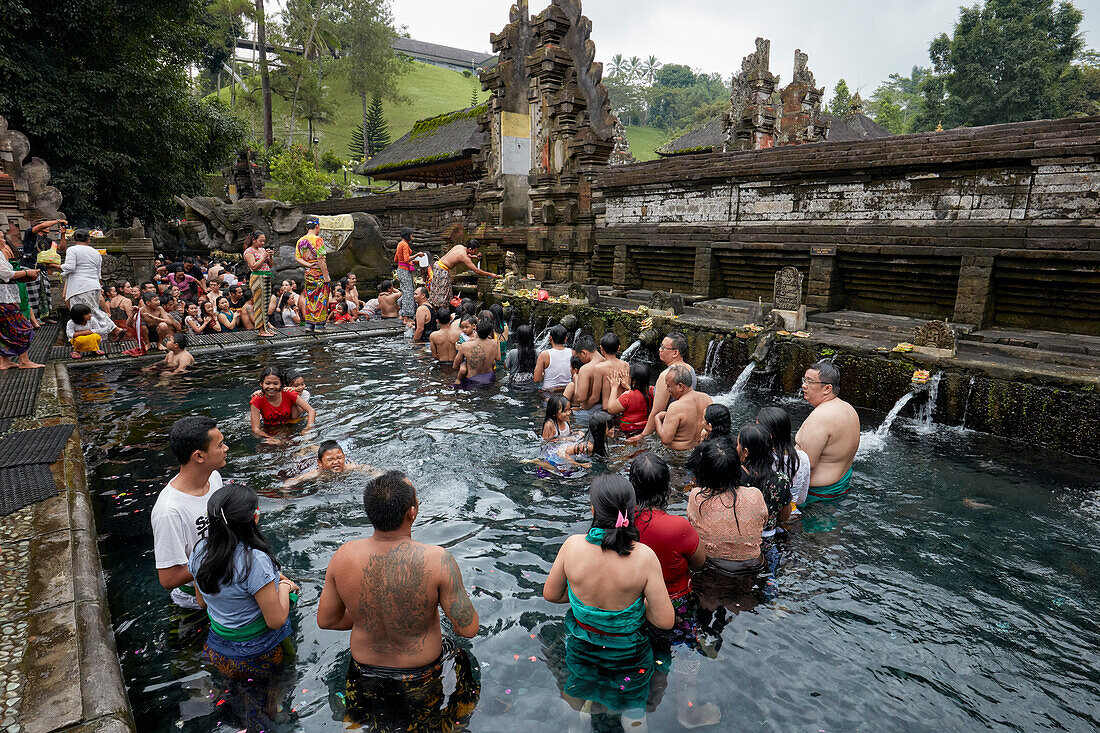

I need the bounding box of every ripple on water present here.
[71,337,1100,732]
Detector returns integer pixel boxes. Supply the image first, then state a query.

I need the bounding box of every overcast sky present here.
[386,0,1100,97]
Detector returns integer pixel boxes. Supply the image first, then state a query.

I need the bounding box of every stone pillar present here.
[953,255,995,328]
[693,244,716,297]
[612,242,629,290]
[120,238,156,285]
[807,249,844,311]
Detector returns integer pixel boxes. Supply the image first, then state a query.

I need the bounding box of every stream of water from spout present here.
[620,340,642,362]
[913,373,943,433]
[715,361,756,407]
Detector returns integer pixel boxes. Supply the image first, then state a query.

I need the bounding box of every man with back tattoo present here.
[452,316,501,387]
[318,471,480,729]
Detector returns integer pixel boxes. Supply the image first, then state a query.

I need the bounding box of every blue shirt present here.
[188,541,279,629]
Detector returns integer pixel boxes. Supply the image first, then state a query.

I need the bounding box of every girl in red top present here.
[606,363,654,436]
[249,367,316,444]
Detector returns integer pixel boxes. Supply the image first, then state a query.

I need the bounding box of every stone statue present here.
[773,267,803,311]
[912,320,957,356]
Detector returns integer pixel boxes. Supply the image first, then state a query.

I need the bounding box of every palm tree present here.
[252,0,273,149]
[642,55,661,87]
[608,53,625,79]
[627,56,642,84]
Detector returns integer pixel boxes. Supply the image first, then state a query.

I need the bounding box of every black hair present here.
[378,280,393,292]
[476,317,493,340]
[141,280,156,290]
[757,406,800,481]
[667,362,694,388]
[512,324,537,373]
[738,424,777,488]
[570,355,584,371]
[195,482,278,595]
[285,370,304,385]
[692,439,744,530]
[69,304,91,324]
[335,301,348,314]
[400,227,413,241]
[488,303,506,334]
[73,228,90,243]
[172,332,189,350]
[415,285,429,298]
[630,452,671,511]
[549,324,568,346]
[664,331,688,356]
[810,360,841,396]
[141,291,159,304]
[259,366,284,386]
[600,331,620,355]
[317,440,342,462]
[466,238,480,252]
[628,362,652,415]
[243,230,265,248]
[574,334,596,354]
[589,475,639,557]
[339,276,350,290]
[584,410,613,458]
[169,416,218,465]
[461,314,477,326]
[363,470,416,532]
[436,306,452,325]
[703,404,733,441]
[543,394,569,434]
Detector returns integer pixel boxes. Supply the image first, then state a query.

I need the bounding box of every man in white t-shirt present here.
[151,416,228,609]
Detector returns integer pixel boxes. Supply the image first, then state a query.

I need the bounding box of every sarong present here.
[396,267,416,318]
[8,260,30,319]
[805,466,853,503]
[455,371,496,390]
[203,619,293,733]
[71,333,102,353]
[249,271,272,331]
[66,290,115,338]
[296,234,330,325]
[0,303,34,358]
[649,591,704,652]
[344,637,480,731]
[428,262,452,308]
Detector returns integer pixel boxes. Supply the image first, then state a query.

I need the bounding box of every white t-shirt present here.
[151,470,224,608]
[60,243,104,298]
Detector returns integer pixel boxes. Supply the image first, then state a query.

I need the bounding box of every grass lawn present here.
[625,126,670,161]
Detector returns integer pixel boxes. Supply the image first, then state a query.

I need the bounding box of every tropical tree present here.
[608,53,625,79]
[829,79,853,116]
[868,66,931,134]
[626,56,643,84]
[642,55,661,87]
[298,74,336,146]
[253,0,274,148]
[337,0,407,161]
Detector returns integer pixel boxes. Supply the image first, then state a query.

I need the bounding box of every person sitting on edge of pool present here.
[284,440,379,488]
[429,307,458,365]
[452,316,500,388]
[188,482,299,730]
[152,416,228,609]
[317,470,481,729]
[249,367,315,444]
[795,360,860,503]
[654,363,712,451]
[376,280,401,319]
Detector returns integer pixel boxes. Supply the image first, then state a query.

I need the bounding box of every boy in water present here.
[429,307,458,365]
[284,440,377,488]
[161,332,194,373]
[562,355,584,403]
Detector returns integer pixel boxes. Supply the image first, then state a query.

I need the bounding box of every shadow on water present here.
[71,337,1100,732]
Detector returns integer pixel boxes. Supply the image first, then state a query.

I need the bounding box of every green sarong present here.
[805,466,853,503]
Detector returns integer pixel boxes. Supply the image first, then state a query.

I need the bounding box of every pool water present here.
[72,337,1100,732]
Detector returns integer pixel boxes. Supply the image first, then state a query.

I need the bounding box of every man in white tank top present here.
[533,324,573,392]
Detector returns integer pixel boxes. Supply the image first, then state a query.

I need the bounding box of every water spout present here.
[621,340,642,362]
[913,373,942,433]
[703,338,725,377]
[534,327,552,352]
[715,361,757,408]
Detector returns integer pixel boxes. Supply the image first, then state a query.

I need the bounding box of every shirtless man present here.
[795,360,860,502]
[317,471,479,727]
[376,280,401,318]
[591,332,628,411]
[284,441,378,488]
[428,240,501,308]
[136,292,177,350]
[627,331,697,444]
[452,317,500,386]
[655,363,712,451]
[412,286,435,343]
[156,332,194,373]
[429,307,458,364]
[570,334,605,422]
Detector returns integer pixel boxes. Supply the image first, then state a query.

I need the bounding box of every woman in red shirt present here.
[606,363,654,436]
[249,367,316,444]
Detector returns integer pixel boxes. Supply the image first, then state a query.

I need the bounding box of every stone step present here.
[808,310,975,337]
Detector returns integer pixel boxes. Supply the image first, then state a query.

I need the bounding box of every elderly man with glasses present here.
[795,360,861,502]
[626,331,697,445]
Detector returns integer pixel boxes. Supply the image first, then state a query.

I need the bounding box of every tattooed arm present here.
[439,550,479,638]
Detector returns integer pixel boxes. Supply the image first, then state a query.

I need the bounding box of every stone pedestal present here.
[693,245,716,297]
[773,306,807,331]
[120,239,156,285]
[807,252,844,311]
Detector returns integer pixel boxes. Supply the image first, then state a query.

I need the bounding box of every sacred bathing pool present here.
[0,1,1097,731]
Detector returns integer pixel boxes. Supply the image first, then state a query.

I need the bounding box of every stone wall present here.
[594,116,1100,333]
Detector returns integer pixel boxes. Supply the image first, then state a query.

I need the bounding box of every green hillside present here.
[219,60,667,168]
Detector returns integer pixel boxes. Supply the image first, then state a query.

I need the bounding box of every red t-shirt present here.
[618,387,654,435]
[635,508,700,599]
[250,389,296,426]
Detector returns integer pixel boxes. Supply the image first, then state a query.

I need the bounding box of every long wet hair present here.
[589,475,638,556]
[543,394,569,435]
[488,303,506,335]
[583,410,613,458]
[738,424,777,487]
[703,404,733,441]
[627,362,652,414]
[694,439,744,530]
[757,406,800,480]
[512,324,537,373]
[630,452,671,511]
[195,482,278,594]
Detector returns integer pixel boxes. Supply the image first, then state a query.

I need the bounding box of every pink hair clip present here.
[615,511,630,528]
